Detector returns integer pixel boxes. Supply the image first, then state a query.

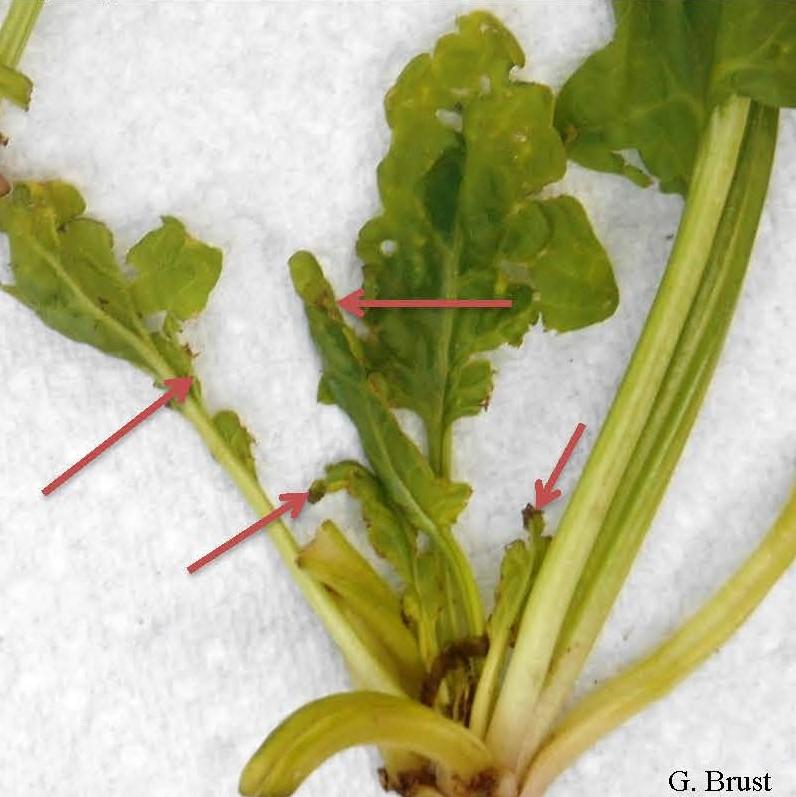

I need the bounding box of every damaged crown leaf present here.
[310,460,417,584]
[290,10,613,657]
[354,11,616,461]
[213,409,258,478]
[0,180,222,390]
[290,250,471,536]
[489,512,548,646]
[291,247,484,644]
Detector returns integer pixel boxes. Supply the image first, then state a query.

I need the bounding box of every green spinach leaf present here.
[0,181,221,384]
[556,0,796,194]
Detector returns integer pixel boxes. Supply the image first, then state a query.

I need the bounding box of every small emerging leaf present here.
[402,549,447,668]
[490,508,548,652]
[213,410,257,478]
[470,510,550,737]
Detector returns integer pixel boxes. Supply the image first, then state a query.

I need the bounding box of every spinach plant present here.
[2,2,795,796]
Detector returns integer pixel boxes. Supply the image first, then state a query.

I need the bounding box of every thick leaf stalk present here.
[517,100,780,766]
[238,692,507,797]
[0,0,43,68]
[521,483,796,797]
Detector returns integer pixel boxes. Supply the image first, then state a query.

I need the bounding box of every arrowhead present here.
[338,288,365,318]
[279,491,310,519]
[534,478,562,511]
[164,376,194,403]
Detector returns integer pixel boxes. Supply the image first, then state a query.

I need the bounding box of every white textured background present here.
[1,2,794,796]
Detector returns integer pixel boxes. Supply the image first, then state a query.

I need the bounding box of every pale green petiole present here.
[469,623,511,739]
[296,518,425,692]
[517,101,780,767]
[239,691,504,797]
[520,483,796,797]
[0,0,43,70]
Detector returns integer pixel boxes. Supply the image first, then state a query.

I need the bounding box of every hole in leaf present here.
[435,108,463,133]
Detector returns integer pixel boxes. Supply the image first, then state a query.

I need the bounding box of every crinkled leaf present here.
[498,196,617,332]
[556,0,796,195]
[127,215,221,321]
[290,250,471,536]
[0,181,221,390]
[292,13,609,650]
[213,409,257,478]
[298,520,423,690]
[239,691,496,797]
[0,182,144,363]
[309,460,416,583]
[354,11,616,455]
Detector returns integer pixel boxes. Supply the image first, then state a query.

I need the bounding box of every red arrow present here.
[534,422,587,510]
[338,288,512,319]
[41,377,193,496]
[187,492,309,573]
